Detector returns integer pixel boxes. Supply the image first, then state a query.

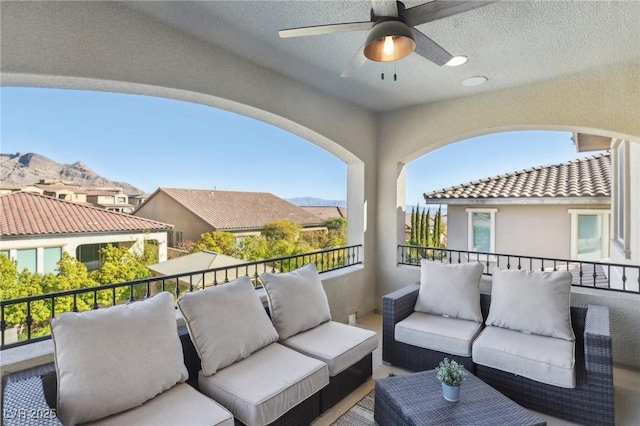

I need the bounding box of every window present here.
[77,243,119,271]
[466,209,497,253]
[569,210,610,261]
[117,196,126,203]
[43,247,63,273]
[176,232,183,246]
[0,250,9,259]
[17,248,37,272]
[612,140,631,258]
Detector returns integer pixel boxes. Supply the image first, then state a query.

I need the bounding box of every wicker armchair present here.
[382,283,614,426]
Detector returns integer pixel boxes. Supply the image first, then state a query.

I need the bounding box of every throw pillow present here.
[414,260,484,322]
[486,268,575,341]
[262,263,331,340]
[52,292,188,426]
[177,276,279,376]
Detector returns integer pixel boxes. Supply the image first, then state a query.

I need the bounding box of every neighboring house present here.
[34,180,88,203]
[0,182,43,195]
[133,188,325,247]
[424,153,611,261]
[86,189,135,213]
[147,250,266,290]
[0,192,171,273]
[128,194,147,207]
[302,206,347,220]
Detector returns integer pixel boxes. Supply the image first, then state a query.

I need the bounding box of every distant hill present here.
[0,152,144,195]
[288,197,346,208]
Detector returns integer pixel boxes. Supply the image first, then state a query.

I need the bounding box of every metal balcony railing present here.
[398,245,640,294]
[0,245,362,350]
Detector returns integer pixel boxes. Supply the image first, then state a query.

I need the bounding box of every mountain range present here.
[287,197,347,207]
[0,152,144,195]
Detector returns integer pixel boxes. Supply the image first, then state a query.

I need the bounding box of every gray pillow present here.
[262,263,331,340]
[51,292,188,426]
[414,260,484,322]
[178,276,279,376]
[487,268,575,341]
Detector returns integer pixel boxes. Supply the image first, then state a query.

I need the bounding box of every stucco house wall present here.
[0,231,169,274]
[134,191,213,245]
[446,204,611,260]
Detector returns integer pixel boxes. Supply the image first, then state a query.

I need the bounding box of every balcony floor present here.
[313,312,640,426]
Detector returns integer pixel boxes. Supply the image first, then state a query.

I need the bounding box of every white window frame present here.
[466,208,497,253]
[568,209,610,260]
[612,140,631,258]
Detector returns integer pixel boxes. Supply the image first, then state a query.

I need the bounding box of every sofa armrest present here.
[2,364,62,426]
[583,304,613,383]
[382,283,419,363]
[383,283,420,325]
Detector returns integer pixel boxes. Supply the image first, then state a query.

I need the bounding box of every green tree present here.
[415,205,422,245]
[322,217,347,248]
[409,206,416,244]
[0,255,49,331]
[424,209,431,247]
[262,220,302,242]
[190,231,236,255]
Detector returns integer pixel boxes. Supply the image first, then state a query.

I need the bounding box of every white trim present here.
[568,209,610,260]
[428,197,610,206]
[612,140,631,258]
[466,208,497,252]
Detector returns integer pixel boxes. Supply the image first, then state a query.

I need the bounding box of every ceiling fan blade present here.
[371,0,399,18]
[401,0,497,27]
[341,44,368,78]
[411,28,453,66]
[279,21,373,38]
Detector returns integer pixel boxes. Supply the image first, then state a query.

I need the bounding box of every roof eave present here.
[424,196,611,206]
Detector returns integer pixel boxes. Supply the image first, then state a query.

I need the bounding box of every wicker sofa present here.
[382,282,615,426]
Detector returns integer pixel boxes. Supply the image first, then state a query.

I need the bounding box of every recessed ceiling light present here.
[462,76,488,87]
[445,56,468,67]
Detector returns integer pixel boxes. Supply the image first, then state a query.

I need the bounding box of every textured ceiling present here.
[123,1,640,112]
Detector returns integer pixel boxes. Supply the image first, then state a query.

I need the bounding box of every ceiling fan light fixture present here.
[445,55,468,67]
[364,20,415,62]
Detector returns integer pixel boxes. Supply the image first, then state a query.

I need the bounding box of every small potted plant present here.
[435,358,467,402]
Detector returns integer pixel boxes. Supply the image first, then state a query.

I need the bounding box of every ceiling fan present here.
[279,0,496,78]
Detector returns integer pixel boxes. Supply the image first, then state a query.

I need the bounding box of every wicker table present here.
[374,370,546,426]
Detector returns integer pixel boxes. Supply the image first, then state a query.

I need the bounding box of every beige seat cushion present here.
[395,312,483,357]
[85,383,234,426]
[261,263,331,340]
[281,321,378,376]
[178,276,279,376]
[198,343,329,426]
[472,326,575,388]
[51,292,188,426]
[414,260,484,322]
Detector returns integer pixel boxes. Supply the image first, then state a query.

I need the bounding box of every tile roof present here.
[424,153,610,201]
[302,206,347,220]
[154,188,323,230]
[1,192,172,237]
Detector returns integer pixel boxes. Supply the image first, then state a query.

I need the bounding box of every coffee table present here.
[374,370,546,426]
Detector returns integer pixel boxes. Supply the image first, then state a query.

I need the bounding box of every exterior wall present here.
[446,204,611,260]
[0,231,168,272]
[134,191,218,245]
[609,140,640,291]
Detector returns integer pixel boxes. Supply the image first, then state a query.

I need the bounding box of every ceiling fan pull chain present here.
[381,73,385,80]
[394,60,397,81]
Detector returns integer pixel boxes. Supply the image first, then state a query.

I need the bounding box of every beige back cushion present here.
[414,260,484,322]
[262,263,331,340]
[178,276,279,376]
[487,268,575,341]
[52,292,188,426]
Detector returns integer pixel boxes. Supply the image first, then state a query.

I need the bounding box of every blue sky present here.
[1,87,602,206]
